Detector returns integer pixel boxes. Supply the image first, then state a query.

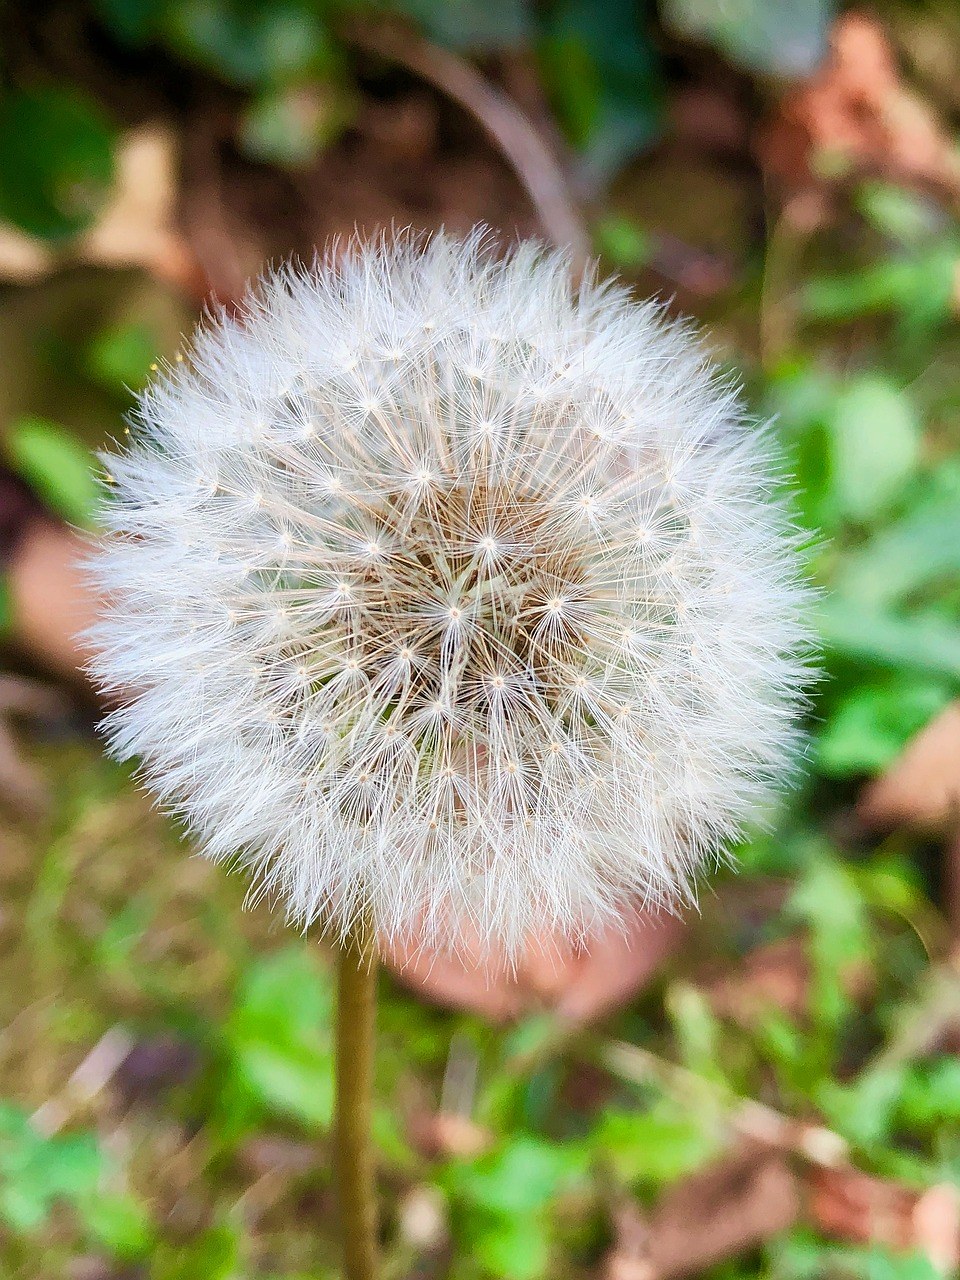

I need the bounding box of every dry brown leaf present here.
[425,1112,492,1159]
[236,1135,317,1178]
[759,11,960,200]
[8,522,101,683]
[809,1166,960,1273]
[606,1145,801,1280]
[0,225,54,284]
[80,125,200,292]
[705,936,811,1024]
[385,906,686,1023]
[858,701,960,830]
[606,1146,958,1278]
[703,935,873,1029]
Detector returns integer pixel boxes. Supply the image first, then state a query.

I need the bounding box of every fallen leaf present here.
[760,12,960,200]
[703,934,873,1028]
[606,1144,801,1280]
[858,700,960,830]
[0,224,53,283]
[79,125,201,294]
[418,1111,493,1159]
[236,1134,317,1178]
[385,907,686,1023]
[397,1184,448,1250]
[704,936,811,1024]
[8,521,102,683]
[809,1166,960,1273]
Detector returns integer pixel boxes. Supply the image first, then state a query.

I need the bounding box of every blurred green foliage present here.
[0,88,115,241]
[0,0,667,191]
[214,948,336,1137]
[0,0,839,207]
[0,753,954,1278]
[662,0,832,76]
[5,418,100,527]
[0,1103,153,1257]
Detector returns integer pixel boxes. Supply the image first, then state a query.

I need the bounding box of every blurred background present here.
[0,1,959,1277]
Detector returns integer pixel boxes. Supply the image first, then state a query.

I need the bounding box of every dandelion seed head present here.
[88,230,812,960]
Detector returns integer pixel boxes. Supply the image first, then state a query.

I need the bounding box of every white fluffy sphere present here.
[90,231,810,959]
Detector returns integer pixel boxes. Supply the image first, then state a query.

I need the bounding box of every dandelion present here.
[88,230,811,1279]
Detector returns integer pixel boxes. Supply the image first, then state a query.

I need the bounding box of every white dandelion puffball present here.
[90,231,810,959]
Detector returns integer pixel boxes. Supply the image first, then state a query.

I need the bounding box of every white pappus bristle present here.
[88,229,813,961]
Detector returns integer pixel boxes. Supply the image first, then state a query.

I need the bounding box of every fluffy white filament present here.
[89,231,810,959]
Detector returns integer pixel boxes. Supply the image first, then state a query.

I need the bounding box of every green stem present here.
[335,926,379,1280]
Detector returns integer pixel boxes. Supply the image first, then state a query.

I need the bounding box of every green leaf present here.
[663,0,831,76]
[152,1222,242,1280]
[37,1132,104,1198]
[817,1065,907,1149]
[593,1101,720,1187]
[471,1211,550,1280]
[854,853,927,919]
[817,600,960,682]
[0,1183,50,1234]
[0,1104,105,1235]
[790,859,868,970]
[594,214,653,270]
[756,1008,807,1086]
[540,0,662,185]
[771,1230,941,1280]
[224,948,334,1129]
[447,1135,584,1215]
[232,946,333,1036]
[832,493,960,609]
[80,1190,154,1258]
[86,322,159,395]
[393,0,533,52]
[789,857,870,1054]
[856,181,945,245]
[239,82,355,170]
[816,680,950,777]
[6,417,99,526]
[800,246,956,331]
[666,981,722,1081]
[802,260,927,322]
[763,361,837,529]
[162,0,332,88]
[0,87,115,240]
[898,1058,960,1128]
[829,376,920,523]
[235,1042,333,1127]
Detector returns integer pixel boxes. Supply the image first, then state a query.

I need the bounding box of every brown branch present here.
[348,22,591,272]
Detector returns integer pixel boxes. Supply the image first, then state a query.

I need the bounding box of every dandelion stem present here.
[335,925,379,1280]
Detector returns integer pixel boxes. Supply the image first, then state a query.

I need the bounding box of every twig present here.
[31,1026,134,1136]
[348,22,591,271]
[599,1038,848,1169]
